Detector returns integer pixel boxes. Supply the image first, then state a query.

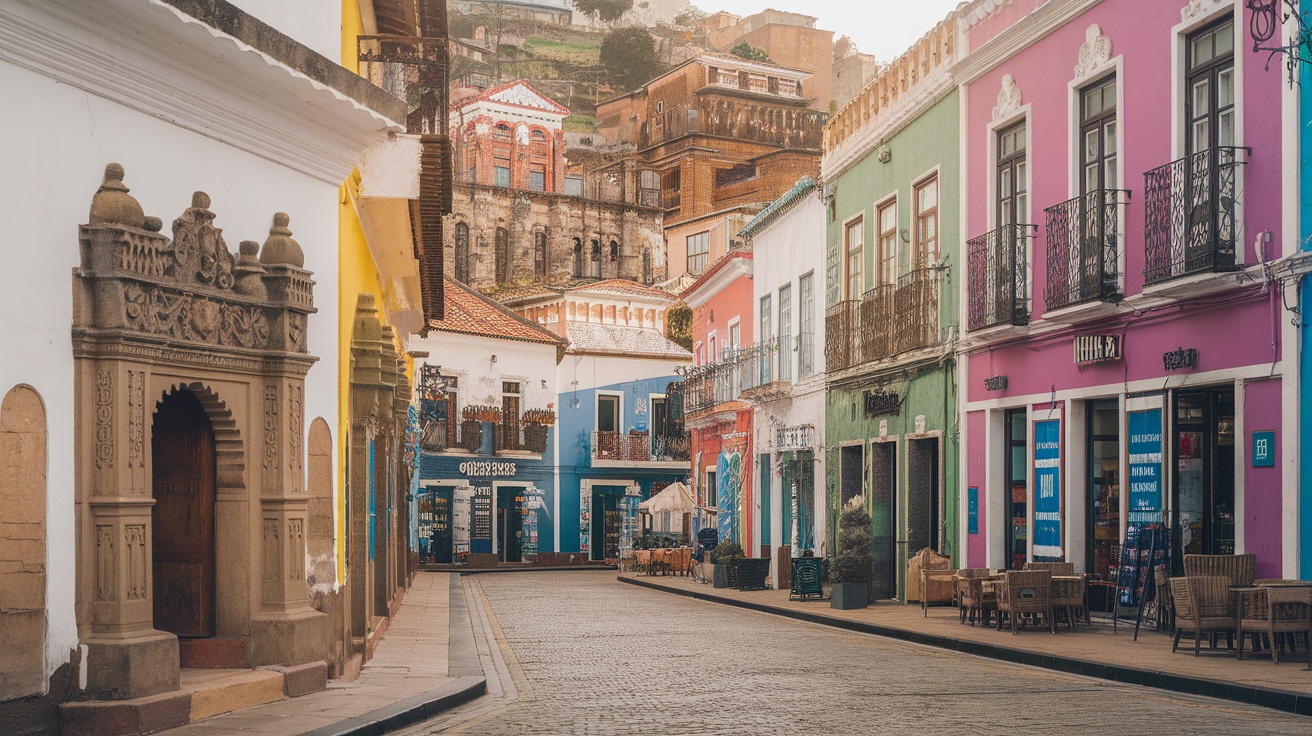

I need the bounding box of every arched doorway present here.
[151,389,217,638]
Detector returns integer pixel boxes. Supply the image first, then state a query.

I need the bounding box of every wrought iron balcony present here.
[1143,146,1247,285]
[841,270,942,366]
[499,423,549,454]
[682,340,797,413]
[593,430,688,462]
[1044,189,1130,310]
[967,224,1034,331]
[825,301,861,372]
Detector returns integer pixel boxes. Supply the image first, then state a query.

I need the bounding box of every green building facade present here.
[822,85,960,602]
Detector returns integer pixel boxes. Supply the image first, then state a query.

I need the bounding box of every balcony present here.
[967,224,1034,331]
[498,423,549,455]
[1143,146,1247,285]
[825,301,861,373]
[592,431,690,463]
[1044,190,1129,310]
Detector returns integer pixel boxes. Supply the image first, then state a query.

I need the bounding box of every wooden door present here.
[152,390,216,638]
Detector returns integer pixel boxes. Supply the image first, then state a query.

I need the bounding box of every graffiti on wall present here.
[717,450,742,544]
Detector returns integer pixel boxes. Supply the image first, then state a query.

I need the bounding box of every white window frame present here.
[841,211,865,301]
[1068,54,1126,297]
[874,192,899,287]
[596,392,623,434]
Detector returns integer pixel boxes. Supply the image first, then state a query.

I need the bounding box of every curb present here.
[620,575,1312,717]
[298,676,487,736]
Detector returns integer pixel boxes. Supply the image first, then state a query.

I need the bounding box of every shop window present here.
[1088,400,1120,581]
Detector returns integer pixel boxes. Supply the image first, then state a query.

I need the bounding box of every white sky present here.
[693,1,964,62]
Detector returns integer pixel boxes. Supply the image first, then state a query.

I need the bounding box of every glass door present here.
[1087,400,1120,581]
[1173,389,1236,560]
[1005,409,1029,569]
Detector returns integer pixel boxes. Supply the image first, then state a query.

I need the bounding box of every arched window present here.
[495,228,511,284]
[609,240,620,263]
[534,230,548,277]
[590,239,602,278]
[573,238,583,277]
[454,222,470,283]
[642,248,652,284]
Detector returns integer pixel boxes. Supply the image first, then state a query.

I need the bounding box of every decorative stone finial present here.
[192,191,212,209]
[89,163,146,228]
[260,212,304,268]
[233,241,268,299]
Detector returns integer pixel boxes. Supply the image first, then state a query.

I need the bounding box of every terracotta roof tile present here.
[428,278,564,347]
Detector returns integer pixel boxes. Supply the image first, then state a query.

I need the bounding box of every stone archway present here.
[0,385,47,700]
[71,164,324,702]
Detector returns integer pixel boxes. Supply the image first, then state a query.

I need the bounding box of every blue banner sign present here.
[967,487,979,535]
[1127,409,1163,523]
[1032,419,1062,559]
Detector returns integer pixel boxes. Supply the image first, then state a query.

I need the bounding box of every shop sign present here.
[459,460,517,477]
[1074,335,1122,365]
[864,387,903,417]
[1163,347,1199,371]
[967,487,979,535]
[1032,419,1062,559]
[776,425,813,451]
[1252,430,1276,468]
[1127,410,1163,524]
[984,375,1009,391]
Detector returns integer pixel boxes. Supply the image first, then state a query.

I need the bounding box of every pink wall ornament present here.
[1073,24,1112,80]
[992,74,1023,121]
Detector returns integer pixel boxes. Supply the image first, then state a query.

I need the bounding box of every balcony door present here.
[1186,20,1235,156]
[997,122,1028,230]
[1078,75,1119,302]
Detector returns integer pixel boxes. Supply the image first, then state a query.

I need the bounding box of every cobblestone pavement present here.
[406,572,1312,735]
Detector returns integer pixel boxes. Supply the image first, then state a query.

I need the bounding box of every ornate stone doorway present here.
[151,388,216,639]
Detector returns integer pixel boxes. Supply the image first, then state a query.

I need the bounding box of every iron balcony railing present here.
[499,424,549,454]
[1143,146,1248,285]
[967,224,1035,331]
[592,431,689,462]
[848,269,941,365]
[357,35,450,136]
[682,339,798,412]
[1044,189,1130,310]
[825,301,861,372]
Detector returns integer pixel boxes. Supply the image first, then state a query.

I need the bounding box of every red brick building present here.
[450,79,569,192]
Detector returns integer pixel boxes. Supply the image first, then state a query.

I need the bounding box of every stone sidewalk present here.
[621,572,1312,716]
[157,573,484,736]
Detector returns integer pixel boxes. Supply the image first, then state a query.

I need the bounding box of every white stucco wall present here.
[559,353,688,395]
[2,56,343,684]
[408,332,559,412]
[226,0,343,62]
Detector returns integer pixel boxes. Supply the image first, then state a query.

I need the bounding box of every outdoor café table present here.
[1234,582,1312,663]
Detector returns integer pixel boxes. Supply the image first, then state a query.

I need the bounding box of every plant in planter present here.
[710,541,744,589]
[831,495,873,610]
[521,409,554,454]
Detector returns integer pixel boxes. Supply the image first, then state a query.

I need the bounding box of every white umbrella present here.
[638,482,698,514]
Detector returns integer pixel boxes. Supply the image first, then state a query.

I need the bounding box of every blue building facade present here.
[556,374,690,560]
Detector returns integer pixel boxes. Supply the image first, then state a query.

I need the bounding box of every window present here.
[727,321,740,351]
[572,237,583,276]
[639,170,661,208]
[798,273,815,377]
[597,395,619,434]
[844,217,863,300]
[1081,76,1118,194]
[495,227,511,284]
[1187,20,1235,153]
[997,121,1028,227]
[494,165,511,188]
[529,169,546,192]
[876,199,897,285]
[778,284,792,381]
[442,376,459,447]
[565,176,584,196]
[534,230,547,277]
[759,295,772,384]
[687,231,710,274]
[705,470,718,507]
[501,381,521,450]
[609,240,620,263]
[590,240,602,278]
[913,177,939,268]
[454,222,470,283]
[826,235,841,307]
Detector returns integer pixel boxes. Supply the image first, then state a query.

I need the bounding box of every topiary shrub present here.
[831,496,873,584]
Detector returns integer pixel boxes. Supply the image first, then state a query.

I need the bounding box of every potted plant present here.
[710,541,744,589]
[522,408,555,453]
[831,496,873,610]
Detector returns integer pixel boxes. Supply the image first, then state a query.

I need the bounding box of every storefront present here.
[964,323,1285,580]
[417,456,554,563]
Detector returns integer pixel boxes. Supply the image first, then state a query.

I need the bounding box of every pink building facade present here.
[957,0,1299,581]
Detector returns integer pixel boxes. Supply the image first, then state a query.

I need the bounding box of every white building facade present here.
[741,177,828,589]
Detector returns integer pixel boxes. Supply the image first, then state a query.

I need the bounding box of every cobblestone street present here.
[405,572,1312,735]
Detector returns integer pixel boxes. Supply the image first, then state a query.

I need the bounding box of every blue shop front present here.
[417,451,555,564]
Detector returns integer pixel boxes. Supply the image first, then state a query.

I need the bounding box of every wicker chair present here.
[1170,576,1237,656]
[1025,561,1076,576]
[996,570,1054,634]
[1183,553,1256,587]
[1050,575,1088,629]
[955,569,996,626]
[635,549,652,575]
[1247,588,1312,665]
[670,548,692,577]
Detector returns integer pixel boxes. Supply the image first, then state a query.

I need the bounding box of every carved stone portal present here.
[71,164,323,702]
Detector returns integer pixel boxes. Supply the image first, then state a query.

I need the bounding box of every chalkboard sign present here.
[1113,522,1170,638]
[697,527,719,551]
